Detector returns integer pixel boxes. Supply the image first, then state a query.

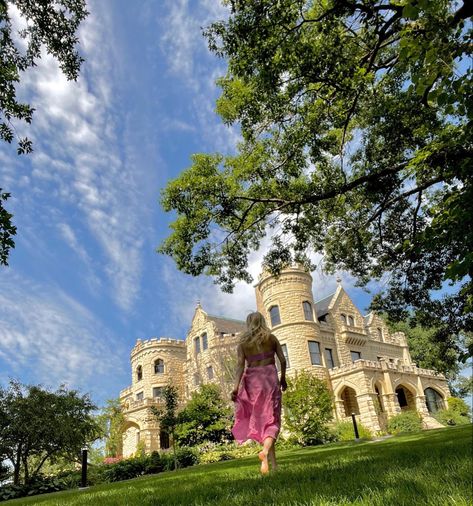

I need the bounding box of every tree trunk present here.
[13,444,22,485]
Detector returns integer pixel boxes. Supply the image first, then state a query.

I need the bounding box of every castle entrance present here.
[395,385,416,411]
[340,386,359,417]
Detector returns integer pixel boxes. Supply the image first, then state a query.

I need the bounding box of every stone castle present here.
[119,266,449,456]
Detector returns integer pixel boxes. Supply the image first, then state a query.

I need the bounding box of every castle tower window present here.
[350,351,362,362]
[194,336,201,354]
[281,343,290,368]
[377,328,383,340]
[325,348,335,369]
[308,341,322,365]
[202,332,208,350]
[153,387,163,398]
[207,365,214,379]
[303,301,314,321]
[154,359,164,374]
[340,313,347,324]
[269,305,281,327]
[136,391,143,401]
[348,315,355,326]
[136,365,143,381]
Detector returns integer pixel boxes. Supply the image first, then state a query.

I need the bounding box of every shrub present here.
[145,451,164,474]
[387,411,423,434]
[283,371,334,446]
[332,421,373,441]
[102,455,149,482]
[447,397,471,418]
[0,475,67,502]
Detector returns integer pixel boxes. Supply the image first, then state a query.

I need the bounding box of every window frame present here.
[194,336,201,354]
[350,350,362,362]
[325,348,335,369]
[269,305,281,327]
[202,332,208,351]
[280,343,290,369]
[308,340,322,366]
[302,301,314,321]
[154,358,165,374]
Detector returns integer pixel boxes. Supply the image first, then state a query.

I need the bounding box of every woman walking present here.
[231,312,287,474]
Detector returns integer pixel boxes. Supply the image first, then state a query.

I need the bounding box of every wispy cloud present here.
[0,272,127,402]
[1,1,148,311]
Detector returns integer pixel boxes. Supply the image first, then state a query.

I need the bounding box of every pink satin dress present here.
[232,350,282,444]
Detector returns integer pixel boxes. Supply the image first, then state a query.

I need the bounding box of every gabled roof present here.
[314,292,336,318]
[207,314,246,335]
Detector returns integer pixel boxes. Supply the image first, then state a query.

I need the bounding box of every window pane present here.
[303,301,314,321]
[350,351,361,362]
[136,392,143,401]
[308,341,321,365]
[153,387,163,398]
[269,306,281,326]
[348,315,354,326]
[202,333,208,350]
[325,348,334,368]
[340,314,347,324]
[207,365,214,379]
[194,336,201,354]
[281,343,290,369]
[136,366,142,381]
[154,359,164,374]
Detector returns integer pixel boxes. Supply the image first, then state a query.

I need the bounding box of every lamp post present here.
[80,447,88,489]
[351,412,360,441]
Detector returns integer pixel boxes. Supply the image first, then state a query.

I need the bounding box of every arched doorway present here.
[122,421,141,458]
[340,386,360,416]
[395,385,416,411]
[424,388,445,414]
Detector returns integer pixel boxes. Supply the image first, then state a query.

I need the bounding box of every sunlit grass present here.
[6,425,472,506]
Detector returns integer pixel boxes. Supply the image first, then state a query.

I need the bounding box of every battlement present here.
[131,337,185,354]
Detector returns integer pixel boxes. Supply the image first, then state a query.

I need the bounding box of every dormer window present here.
[303,301,314,321]
[154,359,164,374]
[202,332,208,350]
[136,365,143,381]
[348,315,355,326]
[269,305,281,327]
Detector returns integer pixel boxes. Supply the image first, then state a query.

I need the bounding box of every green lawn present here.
[6,426,473,506]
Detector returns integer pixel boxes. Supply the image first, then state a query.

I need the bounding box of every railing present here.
[329,359,445,379]
[122,397,164,412]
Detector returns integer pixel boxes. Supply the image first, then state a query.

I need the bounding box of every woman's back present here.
[241,336,276,367]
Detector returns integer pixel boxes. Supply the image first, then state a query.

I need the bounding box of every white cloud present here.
[0,273,127,400]
[0,0,148,311]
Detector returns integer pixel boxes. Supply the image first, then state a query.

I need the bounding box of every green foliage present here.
[331,421,372,442]
[451,375,473,399]
[0,190,16,266]
[447,397,471,417]
[175,384,232,446]
[387,411,423,435]
[0,475,67,502]
[160,0,473,350]
[283,371,334,445]
[0,380,101,485]
[435,396,472,426]
[96,399,125,458]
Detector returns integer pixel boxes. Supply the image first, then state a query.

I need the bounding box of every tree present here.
[150,385,179,470]
[0,380,101,485]
[0,0,88,265]
[96,399,125,458]
[175,384,232,447]
[283,371,333,445]
[160,1,473,347]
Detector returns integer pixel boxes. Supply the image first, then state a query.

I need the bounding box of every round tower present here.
[255,265,324,374]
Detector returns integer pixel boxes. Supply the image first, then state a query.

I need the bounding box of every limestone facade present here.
[119,266,449,456]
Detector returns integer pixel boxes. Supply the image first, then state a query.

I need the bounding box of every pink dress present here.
[232,350,282,444]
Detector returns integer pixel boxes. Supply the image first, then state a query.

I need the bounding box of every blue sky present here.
[0,0,401,407]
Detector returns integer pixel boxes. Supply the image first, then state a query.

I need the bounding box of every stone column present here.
[334,399,346,420]
[356,392,382,433]
[381,360,400,416]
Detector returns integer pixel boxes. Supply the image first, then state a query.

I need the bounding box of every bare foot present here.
[259,451,269,475]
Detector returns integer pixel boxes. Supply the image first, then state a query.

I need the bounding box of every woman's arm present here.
[274,336,287,391]
[231,344,245,401]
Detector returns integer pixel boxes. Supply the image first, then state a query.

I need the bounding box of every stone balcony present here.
[121,397,164,413]
[329,359,445,380]
[339,325,369,346]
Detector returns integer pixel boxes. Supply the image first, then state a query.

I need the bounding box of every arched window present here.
[303,301,314,321]
[202,332,208,350]
[136,365,143,381]
[154,359,164,374]
[424,388,445,413]
[348,315,355,326]
[207,365,214,379]
[377,328,383,340]
[269,305,281,327]
[340,313,347,324]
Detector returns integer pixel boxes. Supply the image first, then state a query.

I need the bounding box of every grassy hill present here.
[6,425,472,506]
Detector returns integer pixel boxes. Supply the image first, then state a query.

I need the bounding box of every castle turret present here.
[255,265,326,375]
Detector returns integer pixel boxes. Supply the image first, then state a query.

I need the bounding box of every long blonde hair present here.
[240,312,271,347]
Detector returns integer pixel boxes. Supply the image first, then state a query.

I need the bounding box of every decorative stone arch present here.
[394,382,417,411]
[154,357,165,374]
[422,381,450,401]
[333,379,360,399]
[339,386,360,417]
[424,387,446,414]
[122,419,141,458]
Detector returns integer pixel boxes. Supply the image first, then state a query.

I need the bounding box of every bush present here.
[102,455,149,482]
[332,421,373,441]
[145,451,164,474]
[387,411,423,434]
[447,397,471,418]
[0,476,67,502]
[434,409,471,427]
